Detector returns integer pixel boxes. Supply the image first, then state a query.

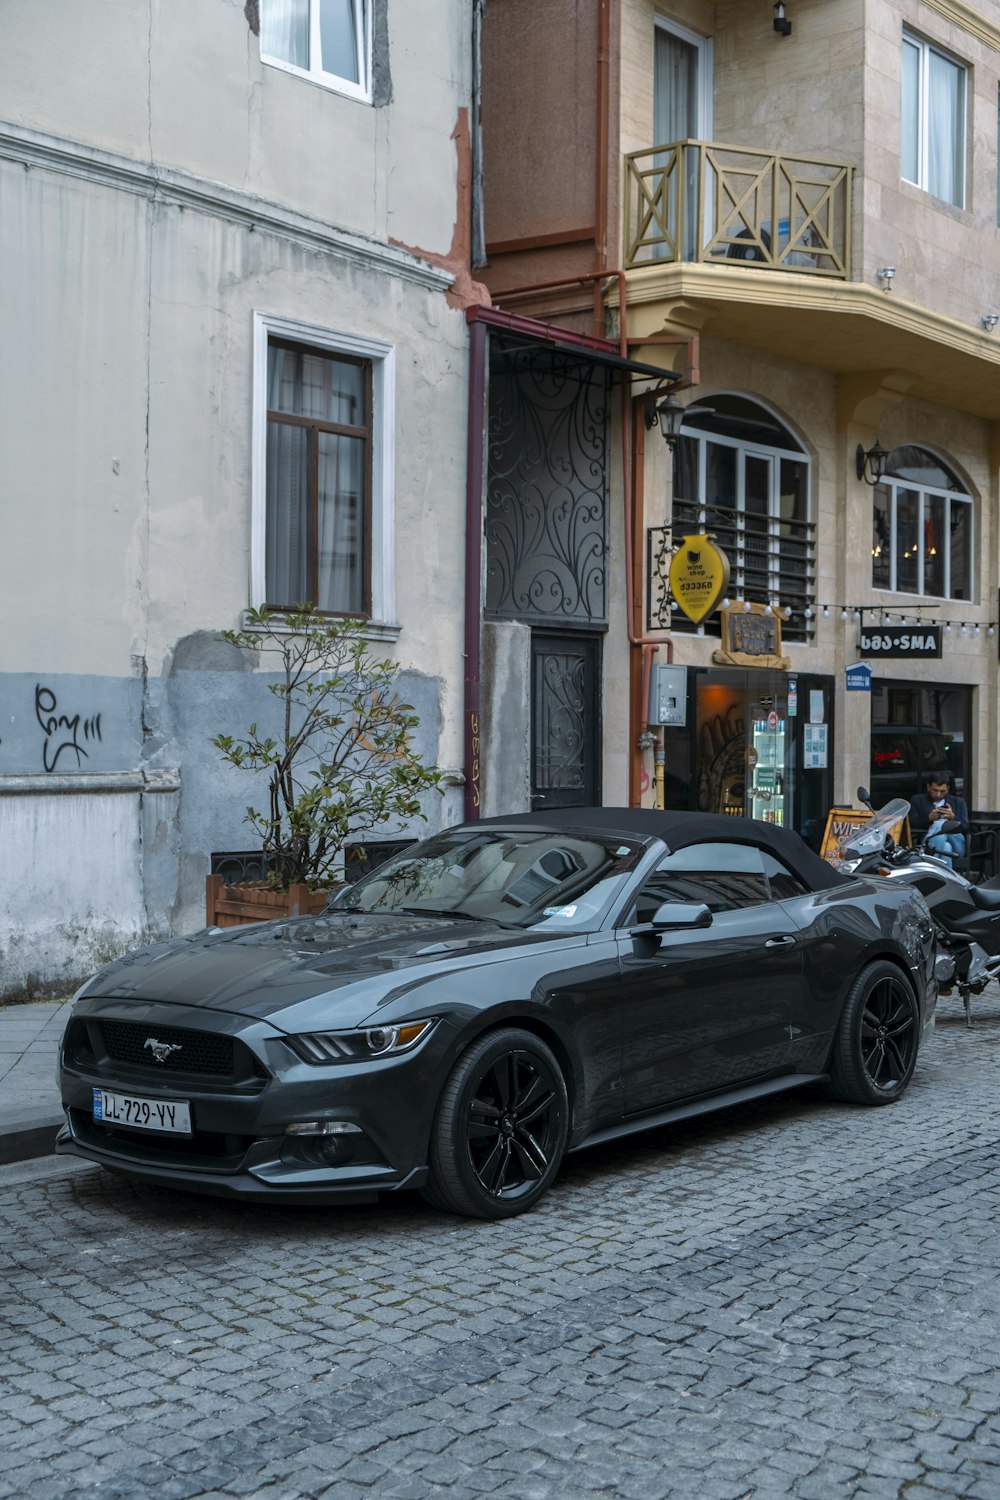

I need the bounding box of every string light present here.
[989,625,996,638]
[960,623,969,636]
[822,605,830,619]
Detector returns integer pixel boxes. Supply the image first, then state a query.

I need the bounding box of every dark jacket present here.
[910,790,970,837]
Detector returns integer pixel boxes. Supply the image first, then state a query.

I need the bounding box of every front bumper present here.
[57,995,455,1202]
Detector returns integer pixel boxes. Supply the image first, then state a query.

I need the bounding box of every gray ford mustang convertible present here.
[57,808,937,1218]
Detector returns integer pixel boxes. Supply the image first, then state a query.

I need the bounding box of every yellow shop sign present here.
[668,534,731,625]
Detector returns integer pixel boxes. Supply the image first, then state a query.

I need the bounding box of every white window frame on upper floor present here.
[653,15,714,143]
[251,311,396,628]
[259,0,373,103]
[901,28,967,208]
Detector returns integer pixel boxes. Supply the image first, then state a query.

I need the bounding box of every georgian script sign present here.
[858,626,942,659]
[668,534,730,625]
[713,602,790,670]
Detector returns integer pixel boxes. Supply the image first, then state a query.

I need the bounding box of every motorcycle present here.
[835,788,1000,1026]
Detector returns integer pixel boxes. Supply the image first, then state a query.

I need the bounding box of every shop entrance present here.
[660,668,835,850]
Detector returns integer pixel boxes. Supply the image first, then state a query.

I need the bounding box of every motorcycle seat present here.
[970,884,1000,911]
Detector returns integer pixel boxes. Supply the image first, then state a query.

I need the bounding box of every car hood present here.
[79,911,582,1029]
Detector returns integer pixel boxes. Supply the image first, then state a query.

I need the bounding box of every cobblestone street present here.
[3,993,1000,1500]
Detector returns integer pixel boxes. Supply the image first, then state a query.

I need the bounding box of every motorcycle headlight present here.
[286,1019,436,1065]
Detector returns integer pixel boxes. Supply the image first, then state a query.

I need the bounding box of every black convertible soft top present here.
[480,805,853,893]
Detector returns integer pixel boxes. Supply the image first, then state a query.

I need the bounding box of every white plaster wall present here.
[0,0,467,258]
[0,0,472,993]
[0,792,149,996]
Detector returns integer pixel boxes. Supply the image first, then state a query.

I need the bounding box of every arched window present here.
[670,395,813,640]
[871,446,972,600]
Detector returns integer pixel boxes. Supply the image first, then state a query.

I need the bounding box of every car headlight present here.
[287,1019,436,1064]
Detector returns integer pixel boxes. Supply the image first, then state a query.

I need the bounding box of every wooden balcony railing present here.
[624,139,853,278]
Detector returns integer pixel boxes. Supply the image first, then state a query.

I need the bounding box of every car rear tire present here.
[825,960,920,1106]
[425,1028,568,1219]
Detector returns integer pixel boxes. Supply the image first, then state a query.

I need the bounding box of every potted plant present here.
[207,606,442,926]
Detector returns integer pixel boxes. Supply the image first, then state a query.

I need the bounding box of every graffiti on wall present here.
[35,684,103,771]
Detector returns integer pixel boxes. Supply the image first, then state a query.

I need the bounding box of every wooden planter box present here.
[205,875,329,929]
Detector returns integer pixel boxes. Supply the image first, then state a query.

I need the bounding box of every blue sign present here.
[845,662,872,692]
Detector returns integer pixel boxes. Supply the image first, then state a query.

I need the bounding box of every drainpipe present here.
[463,316,488,821]
[593,0,610,333]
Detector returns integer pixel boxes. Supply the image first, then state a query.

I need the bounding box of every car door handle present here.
[765,935,796,948]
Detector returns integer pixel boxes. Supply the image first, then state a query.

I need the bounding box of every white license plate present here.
[92,1088,192,1135]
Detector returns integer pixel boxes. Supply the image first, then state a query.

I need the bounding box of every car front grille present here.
[100,1019,232,1074]
[64,1017,269,1086]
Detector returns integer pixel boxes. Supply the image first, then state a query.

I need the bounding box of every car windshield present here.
[329,828,645,931]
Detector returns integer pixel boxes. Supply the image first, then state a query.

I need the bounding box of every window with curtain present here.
[901,30,966,207]
[870,446,972,601]
[265,340,372,617]
[260,0,371,100]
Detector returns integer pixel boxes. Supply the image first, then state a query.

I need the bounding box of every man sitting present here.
[910,773,969,867]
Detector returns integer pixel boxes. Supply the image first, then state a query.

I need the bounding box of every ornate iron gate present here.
[530,634,600,810]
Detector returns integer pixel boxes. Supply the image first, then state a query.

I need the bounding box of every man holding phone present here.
[910,773,969,867]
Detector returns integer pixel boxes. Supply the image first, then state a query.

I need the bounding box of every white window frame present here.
[871,474,974,601]
[901,28,967,208]
[653,16,714,142]
[260,0,373,103]
[675,423,811,608]
[252,312,396,625]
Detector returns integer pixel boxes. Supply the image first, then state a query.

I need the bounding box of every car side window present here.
[631,842,769,921]
[759,850,810,900]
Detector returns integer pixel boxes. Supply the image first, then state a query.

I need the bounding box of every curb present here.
[0,1111,64,1167]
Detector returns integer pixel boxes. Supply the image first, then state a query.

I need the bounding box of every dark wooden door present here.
[530,633,601,811]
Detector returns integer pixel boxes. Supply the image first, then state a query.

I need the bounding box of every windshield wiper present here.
[395,906,514,926]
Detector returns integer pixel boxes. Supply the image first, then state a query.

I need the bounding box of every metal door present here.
[530,633,600,811]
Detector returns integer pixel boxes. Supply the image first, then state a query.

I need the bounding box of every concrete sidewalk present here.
[0,998,70,1165]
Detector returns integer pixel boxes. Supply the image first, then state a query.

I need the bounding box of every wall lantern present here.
[856,439,890,486]
[773,3,792,36]
[644,392,688,450]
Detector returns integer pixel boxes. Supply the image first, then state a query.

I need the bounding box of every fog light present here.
[283,1120,366,1168]
[285,1120,364,1138]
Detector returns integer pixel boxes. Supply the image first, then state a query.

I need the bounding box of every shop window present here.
[870,446,972,602]
[670,395,813,641]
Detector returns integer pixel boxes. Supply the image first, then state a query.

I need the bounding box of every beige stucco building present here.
[478,0,1000,854]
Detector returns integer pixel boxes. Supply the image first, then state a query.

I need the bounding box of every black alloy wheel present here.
[426,1028,569,1219]
[825,960,920,1106]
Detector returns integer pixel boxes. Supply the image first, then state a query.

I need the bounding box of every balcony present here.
[624,140,853,279]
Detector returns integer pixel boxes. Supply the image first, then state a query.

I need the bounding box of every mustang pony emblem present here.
[144,1037,182,1063]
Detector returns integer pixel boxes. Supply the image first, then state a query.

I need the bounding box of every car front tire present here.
[425,1028,569,1219]
[825,960,920,1106]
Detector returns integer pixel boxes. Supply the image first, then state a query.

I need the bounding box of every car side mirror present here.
[632,901,713,936]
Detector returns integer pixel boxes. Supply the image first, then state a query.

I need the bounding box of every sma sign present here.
[668,534,731,625]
